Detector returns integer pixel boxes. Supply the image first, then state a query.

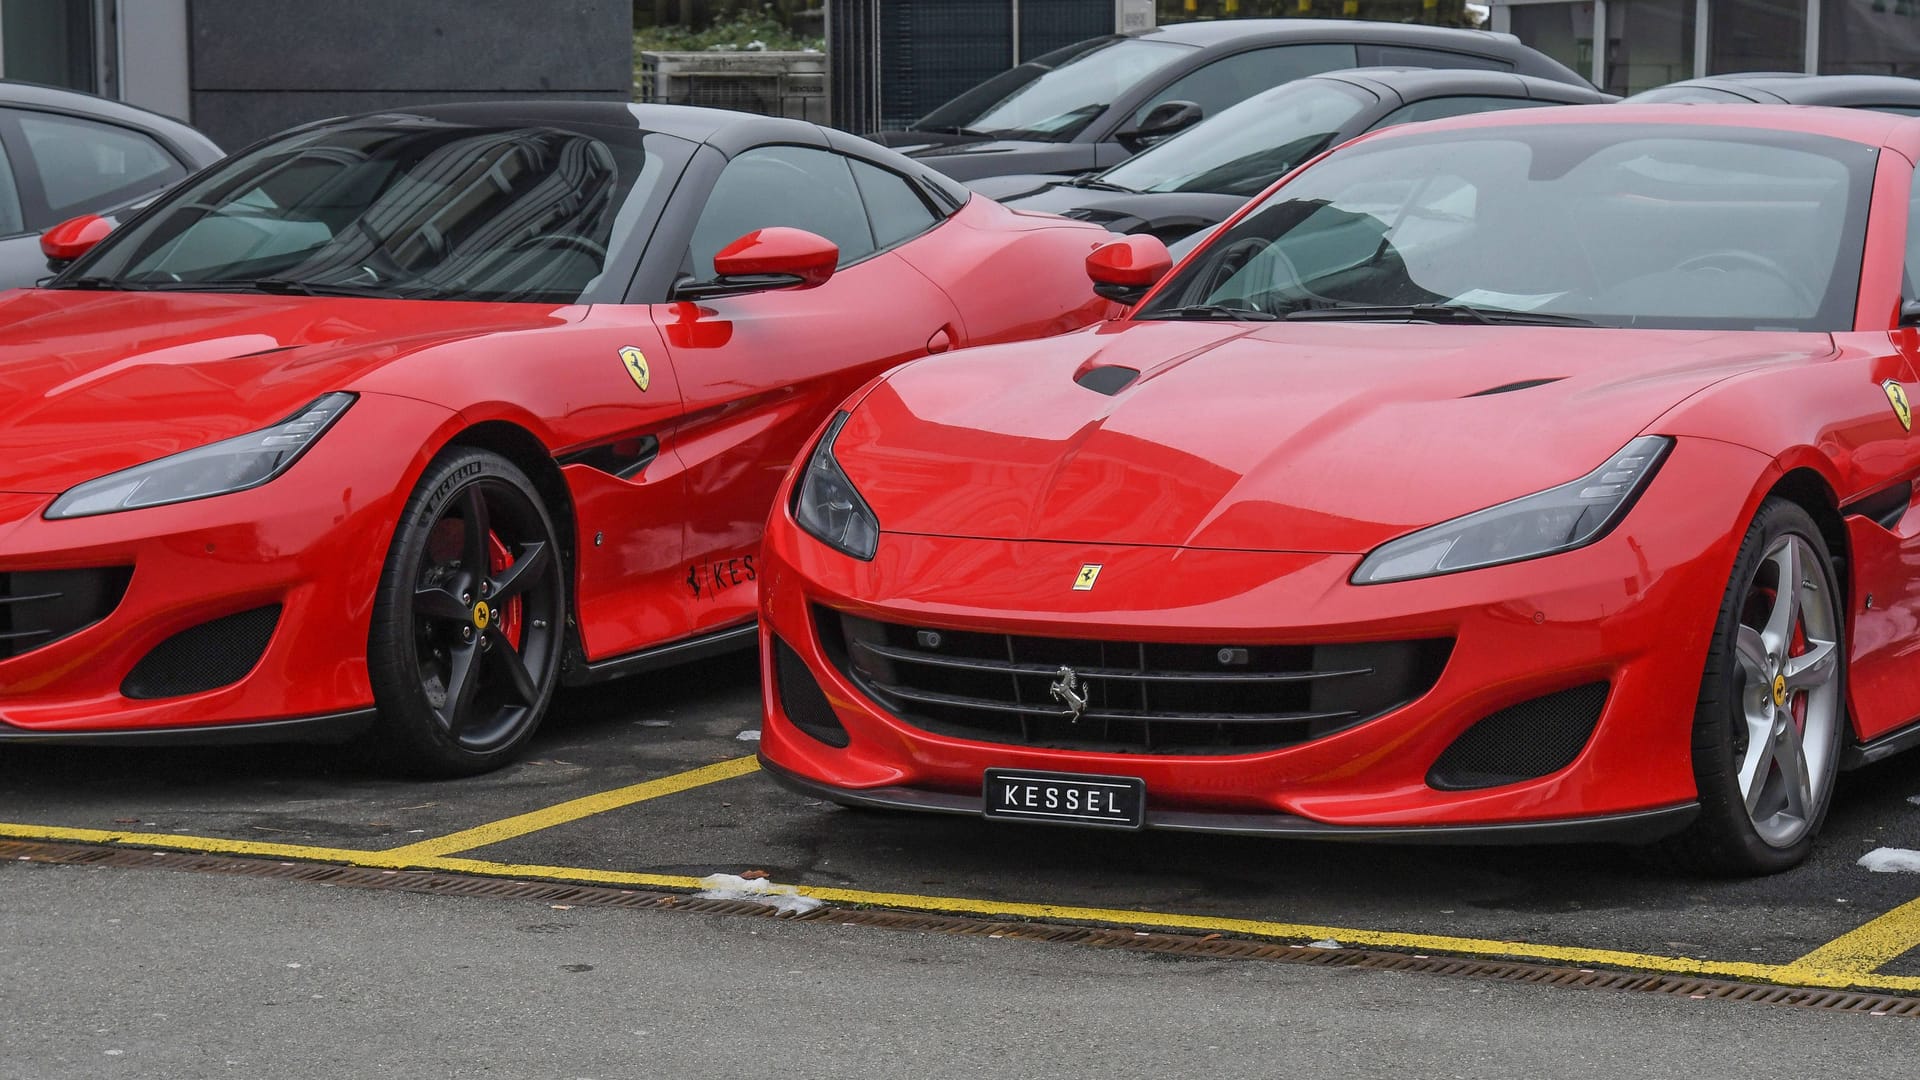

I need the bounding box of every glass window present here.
[1905,166,1920,301]
[1626,85,1760,103]
[1141,124,1876,332]
[1507,3,1596,81]
[691,146,874,278]
[1102,79,1372,197]
[1605,0,1698,96]
[1821,0,1920,78]
[68,119,678,304]
[1709,0,1803,74]
[849,159,938,250]
[0,0,95,93]
[926,37,1192,142]
[1128,44,1358,128]
[1366,96,1544,130]
[0,137,24,236]
[16,112,184,217]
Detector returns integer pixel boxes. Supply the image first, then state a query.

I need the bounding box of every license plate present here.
[982,769,1145,830]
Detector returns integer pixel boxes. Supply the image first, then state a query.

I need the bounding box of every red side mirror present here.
[42,214,113,265]
[714,227,839,289]
[1086,234,1172,306]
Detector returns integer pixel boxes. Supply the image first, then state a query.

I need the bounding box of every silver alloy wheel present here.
[1731,534,1842,849]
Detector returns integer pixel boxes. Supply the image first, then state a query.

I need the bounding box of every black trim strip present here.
[851,637,1371,684]
[567,621,757,686]
[759,756,1699,846]
[1842,715,1920,770]
[0,708,375,746]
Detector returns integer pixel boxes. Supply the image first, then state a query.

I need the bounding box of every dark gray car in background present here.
[863,19,1593,182]
[1623,72,1920,114]
[0,80,222,288]
[976,67,1615,246]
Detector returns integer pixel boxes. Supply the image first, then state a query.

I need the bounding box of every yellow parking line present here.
[1790,896,1920,977]
[380,755,761,859]
[0,820,412,866]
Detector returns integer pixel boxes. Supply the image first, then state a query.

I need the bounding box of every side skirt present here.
[1843,714,1920,770]
[0,708,376,746]
[565,621,757,687]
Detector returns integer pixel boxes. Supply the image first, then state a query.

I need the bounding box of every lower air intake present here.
[122,606,281,700]
[1427,682,1610,791]
[775,636,848,747]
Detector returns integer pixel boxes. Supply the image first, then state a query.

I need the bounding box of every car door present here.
[656,143,965,634]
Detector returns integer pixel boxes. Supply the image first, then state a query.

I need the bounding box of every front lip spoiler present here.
[0,707,376,746]
[760,755,1699,846]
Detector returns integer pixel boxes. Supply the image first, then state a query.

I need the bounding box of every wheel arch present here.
[441,420,579,567]
[1766,465,1851,600]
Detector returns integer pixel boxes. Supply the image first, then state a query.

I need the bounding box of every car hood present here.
[835,320,1834,554]
[0,289,572,494]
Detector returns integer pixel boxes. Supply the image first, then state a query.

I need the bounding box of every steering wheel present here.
[1199,236,1272,299]
[1673,249,1820,311]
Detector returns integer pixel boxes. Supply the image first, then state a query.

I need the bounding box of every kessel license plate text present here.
[983,769,1145,830]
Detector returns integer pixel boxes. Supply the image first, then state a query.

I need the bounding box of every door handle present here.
[926,326,955,354]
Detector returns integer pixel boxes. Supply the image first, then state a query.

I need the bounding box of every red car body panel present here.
[0,196,1115,737]
[757,107,1920,838]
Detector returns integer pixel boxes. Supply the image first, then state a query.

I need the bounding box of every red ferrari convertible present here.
[0,102,1114,774]
[759,105,1920,874]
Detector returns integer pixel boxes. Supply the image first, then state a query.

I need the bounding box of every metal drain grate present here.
[5,839,1916,1017]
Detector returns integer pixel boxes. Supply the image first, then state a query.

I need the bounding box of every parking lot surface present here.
[4,649,1920,995]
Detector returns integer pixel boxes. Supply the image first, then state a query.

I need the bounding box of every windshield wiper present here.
[248,277,399,298]
[1284,304,1595,327]
[1066,175,1135,193]
[1148,304,1280,322]
[918,125,995,137]
[45,276,155,291]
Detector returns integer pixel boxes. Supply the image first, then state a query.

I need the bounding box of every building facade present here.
[0,0,631,149]
[1491,0,1920,96]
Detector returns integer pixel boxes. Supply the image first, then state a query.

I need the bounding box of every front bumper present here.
[0,394,452,739]
[757,435,1769,838]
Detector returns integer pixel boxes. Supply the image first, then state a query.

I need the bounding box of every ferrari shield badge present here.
[1073,564,1102,591]
[1885,380,1912,432]
[620,346,650,392]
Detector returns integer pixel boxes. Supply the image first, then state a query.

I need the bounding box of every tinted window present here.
[959,38,1193,141]
[691,146,874,278]
[1367,96,1545,130]
[850,159,939,249]
[1365,46,1513,72]
[1129,44,1358,127]
[1144,125,1874,332]
[16,111,184,217]
[1906,166,1920,300]
[0,138,23,235]
[64,118,676,304]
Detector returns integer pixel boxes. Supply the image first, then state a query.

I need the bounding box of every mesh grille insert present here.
[1428,682,1610,791]
[122,605,281,700]
[817,605,1451,756]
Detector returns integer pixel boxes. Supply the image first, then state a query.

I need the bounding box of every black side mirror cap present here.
[1116,100,1204,147]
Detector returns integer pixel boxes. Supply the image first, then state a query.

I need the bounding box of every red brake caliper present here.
[488,535,524,650]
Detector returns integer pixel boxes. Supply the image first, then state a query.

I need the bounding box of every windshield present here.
[1139,124,1876,331]
[61,116,680,303]
[915,38,1192,142]
[1100,80,1372,196]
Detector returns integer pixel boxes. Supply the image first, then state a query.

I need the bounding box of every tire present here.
[366,447,568,777]
[1658,498,1847,876]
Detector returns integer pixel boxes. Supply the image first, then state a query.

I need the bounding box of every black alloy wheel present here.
[368,447,567,776]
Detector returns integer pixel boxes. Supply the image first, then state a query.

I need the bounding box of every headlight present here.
[1351,435,1672,585]
[793,411,879,560]
[45,393,355,519]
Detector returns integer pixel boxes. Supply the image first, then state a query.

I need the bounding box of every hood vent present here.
[1075,365,1140,396]
[1465,377,1564,398]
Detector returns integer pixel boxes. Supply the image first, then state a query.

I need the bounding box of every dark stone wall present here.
[188,0,633,149]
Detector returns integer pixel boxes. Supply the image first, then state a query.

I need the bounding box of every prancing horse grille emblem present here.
[1049,665,1089,722]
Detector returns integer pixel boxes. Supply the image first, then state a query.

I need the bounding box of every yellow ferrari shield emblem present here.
[620,346,650,392]
[1772,673,1787,708]
[1073,564,1102,591]
[473,601,492,631]
[1885,380,1911,432]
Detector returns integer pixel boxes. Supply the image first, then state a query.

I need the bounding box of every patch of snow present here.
[1859,847,1920,873]
[1906,794,1920,806]
[639,720,672,728]
[1309,938,1343,949]
[735,729,762,742]
[696,873,823,914]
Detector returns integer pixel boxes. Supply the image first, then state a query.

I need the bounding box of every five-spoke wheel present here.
[1663,498,1845,875]
[368,447,567,776]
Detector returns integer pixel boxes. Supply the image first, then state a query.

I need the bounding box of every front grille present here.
[122,605,281,700]
[1427,682,1610,791]
[0,567,132,661]
[819,607,1451,756]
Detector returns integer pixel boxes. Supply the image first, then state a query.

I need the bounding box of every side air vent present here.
[774,635,848,747]
[1075,366,1140,395]
[1465,377,1565,398]
[1427,682,1609,791]
[122,605,281,700]
[560,435,660,481]
[1846,480,1912,530]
